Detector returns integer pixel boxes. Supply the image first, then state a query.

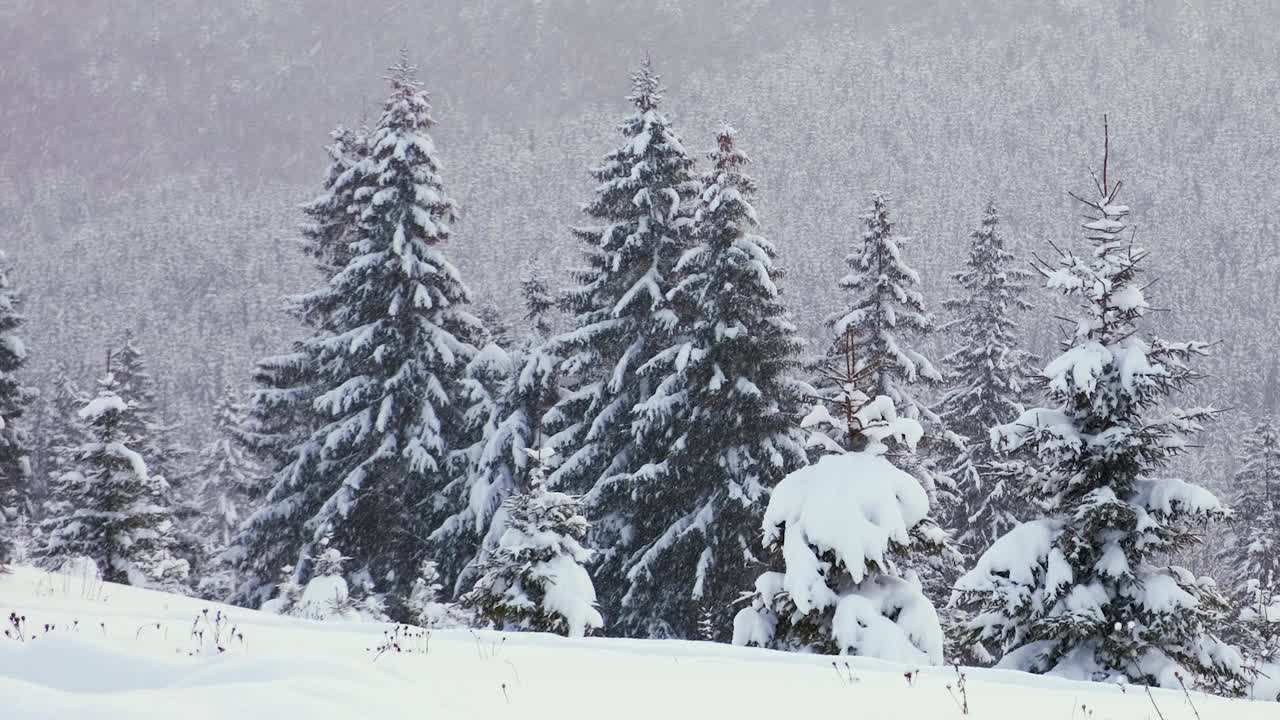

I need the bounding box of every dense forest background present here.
[3,0,1278,506]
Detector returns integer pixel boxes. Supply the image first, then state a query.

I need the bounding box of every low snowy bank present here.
[1,566,1276,719]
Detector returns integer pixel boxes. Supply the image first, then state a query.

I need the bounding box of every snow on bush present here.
[263,547,387,623]
[735,397,946,664]
[405,559,473,629]
[462,451,603,637]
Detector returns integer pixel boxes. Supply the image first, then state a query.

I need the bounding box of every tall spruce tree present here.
[822,194,958,618]
[542,57,701,632]
[109,332,190,485]
[299,124,369,277]
[542,58,697,633]
[37,374,189,588]
[30,363,85,508]
[0,253,35,569]
[191,389,262,599]
[1218,419,1280,661]
[435,294,562,591]
[228,121,373,605]
[232,54,482,613]
[937,200,1036,556]
[193,389,261,550]
[618,127,810,639]
[954,155,1249,693]
[109,333,201,582]
[826,194,943,424]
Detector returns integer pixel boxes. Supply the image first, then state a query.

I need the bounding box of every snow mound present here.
[531,554,604,639]
[762,452,930,603]
[0,566,1275,718]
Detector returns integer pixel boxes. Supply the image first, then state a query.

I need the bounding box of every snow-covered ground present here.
[1,566,1275,719]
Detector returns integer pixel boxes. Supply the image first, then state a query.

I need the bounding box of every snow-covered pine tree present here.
[109,332,189,482]
[237,350,318,492]
[476,305,514,348]
[36,374,189,588]
[953,151,1249,693]
[0,253,35,568]
[732,393,948,665]
[30,363,86,508]
[826,194,943,424]
[435,289,563,591]
[108,332,201,584]
[193,390,260,549]
[277,543,388,622]
[616,127,810,639]
[543,57,696,630]
[821,194,958,624]
[462,450,603,637]
[405,558,473,628]
[226,123,375,606]
[227,113,377,606]
[937,200,1037,557]
[233,53,482,614]
[521,269,556,339]
[299,124,369,277]
[1218,419,1280,662]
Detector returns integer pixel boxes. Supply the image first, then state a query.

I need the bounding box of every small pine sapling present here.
[462,450,603,637]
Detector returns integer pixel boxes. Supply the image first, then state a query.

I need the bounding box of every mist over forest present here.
[4,1,1280,702]
[2,1,1278,556]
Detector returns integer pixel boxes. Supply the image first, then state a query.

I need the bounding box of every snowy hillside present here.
[1,567,1275,719]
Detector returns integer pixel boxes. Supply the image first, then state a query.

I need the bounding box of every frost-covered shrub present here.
[462,452,603,637]
[405,559,473,629]
[262,547,388,623]
[734,397,947,664]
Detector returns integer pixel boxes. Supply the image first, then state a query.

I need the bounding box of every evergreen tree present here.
[820,194,957,621]
[1218,419,1280,662]
[228,118,376,604]
[237,350,321,497]
[30,363,86,508]
[36,374,189,588]
[232,54,482,613]
[476,305,514,348]
[0,253,35,568]
[826,194,943,424]
[192,390,261,550]
[954,164,1249,693]
[436,271,564,592]
[543,58,697,631]
[405,558,473,628]
[617,127,809,639]
[299,124,369,277]
[937,200,1037,556]
[521,269,557,339]
[733,395,948,664]
[109,332,201,580]
[433,341,515,580]
[462,450,603,638]
[109,332,190,485]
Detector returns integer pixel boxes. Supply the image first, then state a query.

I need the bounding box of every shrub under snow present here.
[734,397,947,665]
[462,452,603,638]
